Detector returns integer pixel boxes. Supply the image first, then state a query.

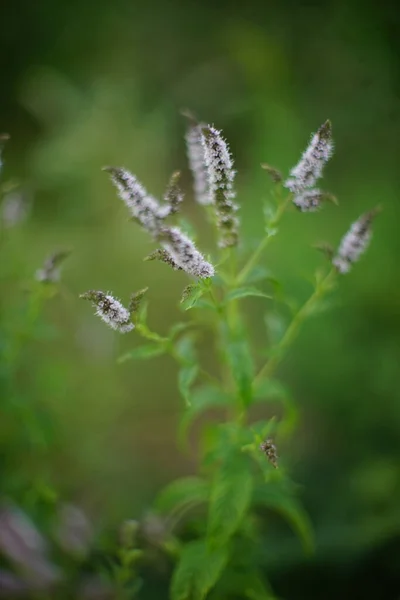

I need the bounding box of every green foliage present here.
[208,450,254,545]
[171,539,229,600]
[253,484,314,554]
[154,477,209,514]
[224,287,272,303]
[223,329,255,407]
[118,343,166,363]
[0,87,378,600]
[178,385,232,445]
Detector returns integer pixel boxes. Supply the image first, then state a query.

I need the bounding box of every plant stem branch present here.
[236,194,291,285]
[254,268,336,386]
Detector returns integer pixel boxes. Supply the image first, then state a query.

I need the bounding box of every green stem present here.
[236,193,290,286]
[254,269,336,386]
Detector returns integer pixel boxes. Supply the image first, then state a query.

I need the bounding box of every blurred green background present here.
[1,0,400,597]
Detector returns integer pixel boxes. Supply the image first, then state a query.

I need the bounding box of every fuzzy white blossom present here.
[333,210,376,274]
[285,120,333,194]
[103,167,171,234]
[185,123,211,206]
[201,125,239,247]
[80,291,134,333]
[159,226,214,278]
[293,189,336,212]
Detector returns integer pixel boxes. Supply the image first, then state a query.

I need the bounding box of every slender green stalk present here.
[254,268,336,386]
[236,193,291,285]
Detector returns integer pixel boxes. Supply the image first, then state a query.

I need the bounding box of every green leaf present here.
[181,282,206,310]
[225,287,272,303]
[244,573,277,600]
[168,322,194,340]
[178,364,199,406]
[253,485,314,554]
[253,379,298,438]
[224,336,255,406]
[117,344,165,363]
[178,385,232,446]
[208,451,253,544]
[171,539,229,600]
[154,477,209,514]
[175,334,197,365]
[243,265,272,284]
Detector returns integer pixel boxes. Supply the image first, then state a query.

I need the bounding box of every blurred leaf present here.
[171,539,229,600]
[155,477,209,514]
[243,265,272,284]
[253,485,314,554]
[244,572,277,600]
[178,364,199,406]
[208,451,253,545]
[118,344,165,363]
[225,336,254,406]
[225,287,272,303]
[178,385,232,446]
[137,299,148,325]
[169,322,194,340]
[254,379,298,438]
[175,334,197,365]
[264,311,288,345]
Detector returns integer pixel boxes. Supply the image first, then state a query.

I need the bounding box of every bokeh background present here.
[1,0,400,597]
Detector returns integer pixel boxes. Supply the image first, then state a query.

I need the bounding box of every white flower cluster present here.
[80,291,134,333]
[105,166,214,279]
[201,126,239,247]
[285,120,334,212]
[333,210,375,274]
[185,123,211,206]
[292,189,325,212]
[104,167,170,234]
[159,226,215,278]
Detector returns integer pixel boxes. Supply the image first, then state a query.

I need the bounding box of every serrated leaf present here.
[225,287,272,303]
[154,477,209,514]
[253,485,314,554]
[118,344,165,363]
[178,364,199,406]
[208,451,253,544]
[171,539,229,600]
[178,386,232,446]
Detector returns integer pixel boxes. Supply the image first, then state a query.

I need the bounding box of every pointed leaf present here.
[171,539,229,600]
[181,283,206,310]
[253,485,314,554]
[178,385,232,446]
[225,337,255,406]
[178,364,199,406]
[208,451,253,544]
[155,477,209,514]
[118,344,165,363]
[225,287,272,303]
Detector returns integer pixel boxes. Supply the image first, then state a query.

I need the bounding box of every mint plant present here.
[1,116,376,599]
[79,116,377,599]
